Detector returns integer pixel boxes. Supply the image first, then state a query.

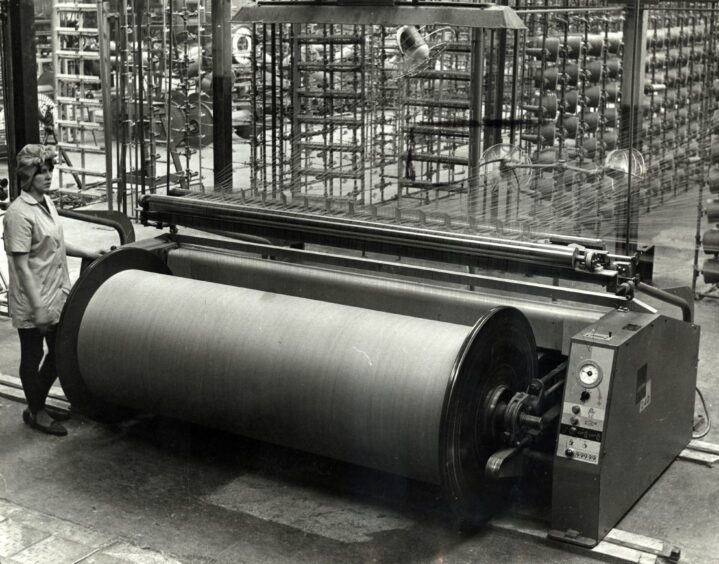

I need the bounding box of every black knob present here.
[572,405,581,414]
[580,390,591,402]
[565,448,575,457]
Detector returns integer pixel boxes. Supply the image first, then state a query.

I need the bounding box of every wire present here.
[693,386,712,440]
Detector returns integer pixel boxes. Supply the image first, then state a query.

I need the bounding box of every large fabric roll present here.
[77,269,472,484]
[60,247,537,519]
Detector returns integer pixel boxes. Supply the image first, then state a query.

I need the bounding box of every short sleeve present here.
[3,209,33,254]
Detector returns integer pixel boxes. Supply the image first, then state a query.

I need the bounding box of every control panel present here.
[556,345,615,465]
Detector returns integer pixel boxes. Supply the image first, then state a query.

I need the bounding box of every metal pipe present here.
[212,0,233,192]
[142,196,577,260]
[140,196,632,283]
[468,26,484,221]
[98,0,114,210]
[636,281,693,323]
[58,209,136,245]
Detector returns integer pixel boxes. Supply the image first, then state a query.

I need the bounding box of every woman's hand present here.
[32,304,53,330]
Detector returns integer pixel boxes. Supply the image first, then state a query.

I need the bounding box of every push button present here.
[565,448,575,457]
[580,390,591,402]
[572,405,581,414]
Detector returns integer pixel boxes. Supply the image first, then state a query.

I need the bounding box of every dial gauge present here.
[577,361,603,388]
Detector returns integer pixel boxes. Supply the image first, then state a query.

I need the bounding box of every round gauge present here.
[577,361,603,388]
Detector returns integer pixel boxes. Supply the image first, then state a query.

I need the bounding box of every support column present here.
[212,0,233,192]
[1,0,39,200]
[468,27,485,220]
[617,0,648,255]
[98,0,114,210]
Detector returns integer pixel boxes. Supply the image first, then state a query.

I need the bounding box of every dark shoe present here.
[45,405,71,422]
[22,408,68,437]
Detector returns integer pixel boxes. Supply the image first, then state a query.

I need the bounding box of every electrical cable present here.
[693,386,712,439]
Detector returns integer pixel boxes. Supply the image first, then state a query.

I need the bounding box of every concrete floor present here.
[0,191,718,563]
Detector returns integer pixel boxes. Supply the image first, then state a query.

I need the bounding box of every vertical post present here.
[98,0,114,210]
[484,29,506,149]
[290,23,301,194]
[468,27,485,219]
[2,0,39,200]
[212,0,232,192]
[617,0,648,255]
[135,0,146,195]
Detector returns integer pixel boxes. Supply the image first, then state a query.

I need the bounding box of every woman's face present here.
[31,163,53,193]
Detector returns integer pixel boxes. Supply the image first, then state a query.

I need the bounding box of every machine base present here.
[548,528,598,548]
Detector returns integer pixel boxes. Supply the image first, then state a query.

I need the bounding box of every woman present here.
[2,144,102,436]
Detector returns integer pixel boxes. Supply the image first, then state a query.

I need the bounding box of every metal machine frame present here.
[46,191,700,549]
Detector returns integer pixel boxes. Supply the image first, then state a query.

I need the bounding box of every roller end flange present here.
[440,306,538,528]
[56,247,171,422]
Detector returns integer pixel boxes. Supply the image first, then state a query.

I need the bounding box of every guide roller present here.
[57,248,538,523]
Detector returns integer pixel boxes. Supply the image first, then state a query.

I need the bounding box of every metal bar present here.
[515,7,624,15]
[618,1,648,255]
[117,0,128,214]
[250,23,258,195]
[271,23,277,198]
[234,5,527,30]
[152,193,613,253]
[486,25,507,149]
[136,0,146,195]
[212,0,233,192]
[170,234,632,311]
[139,195,624,284]
[404,97,470,109]
[468,27,485,220]
[58,209,135,245]
[636,281,693,323]
[290,23,301,193]
[166,0,173,197]
[296,88,362,99]
[98,0,114,210]
[400,152,468,166]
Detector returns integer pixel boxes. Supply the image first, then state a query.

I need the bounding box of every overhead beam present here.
[234,4,527,30]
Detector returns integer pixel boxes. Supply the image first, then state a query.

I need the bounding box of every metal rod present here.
[98,0,114,210]
[136,0,146,195]
[468,27,485,220]
[636,281,693,323]
[140,195,629,283]
[212,0,233,192]
[171,236,631,310]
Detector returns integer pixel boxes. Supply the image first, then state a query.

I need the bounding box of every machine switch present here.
[580,391,591,402]
[565,448,575,457]
[570,416,580,426]
[572,405,581,414]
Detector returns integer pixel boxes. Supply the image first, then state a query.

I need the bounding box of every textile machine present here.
[53,194,700,549]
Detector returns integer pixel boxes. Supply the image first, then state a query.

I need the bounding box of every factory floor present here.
[1,195,718,563]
